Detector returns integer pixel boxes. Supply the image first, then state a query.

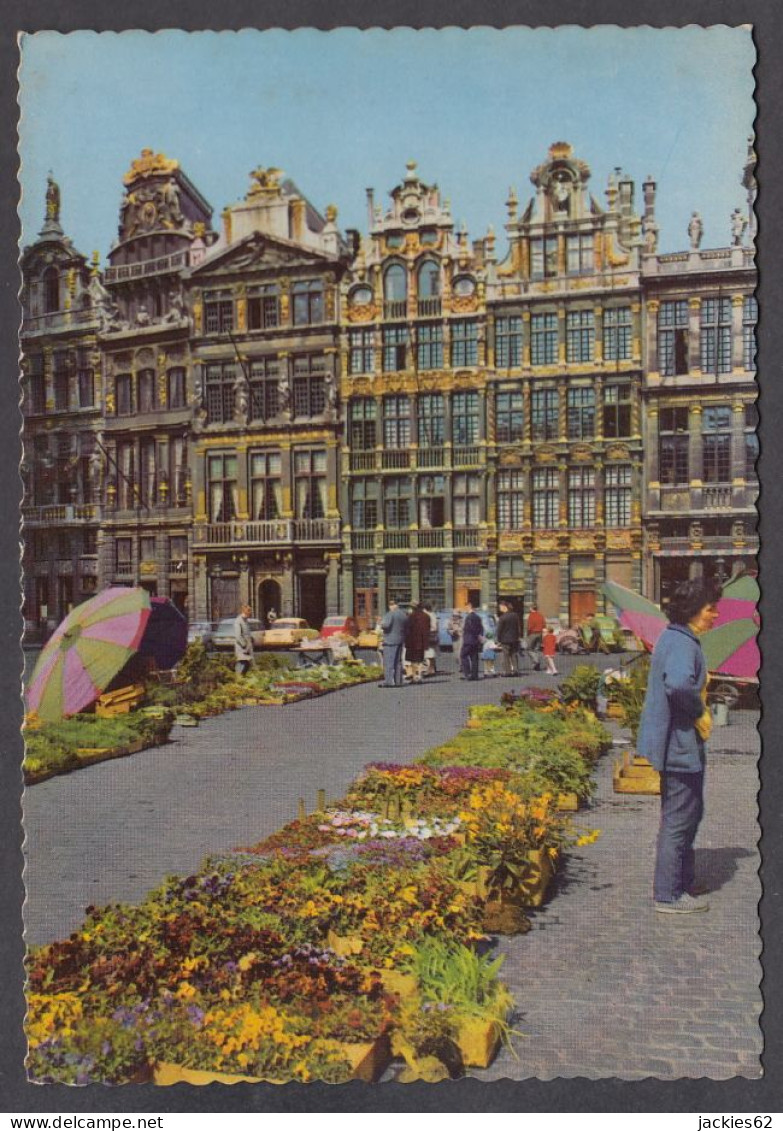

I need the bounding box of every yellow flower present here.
[175,981,197,1000]
[237,952,257,972]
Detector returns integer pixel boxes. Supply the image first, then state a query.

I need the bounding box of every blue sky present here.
[18,27,755,261]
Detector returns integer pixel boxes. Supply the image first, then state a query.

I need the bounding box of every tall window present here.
[417,261,440,315]
[605,465,632,526]
[659,407,690,485]
[496,390,524,443]
[292,280,324,326]
[115,537,133,575]
[452,391,479,445]
[351,478,379,529]
[566,234,594,275]
[531,387,559,441]
[568,467,596,527]
[28,355,46,414]
[532,468,559,528]
[384,477,412,528]
[567,387,595,439]
[205,362,236,424]
[169,536,188,573]
[743,295,757,372]
[745,402,759,478]
[603,307,632,361]
[139,535,156,565]
[420,564,445,611]
[167,368,186,410]
[659,300,689,376]
[350,398,377,450]
[382,325,408,372]
[116,373,134,417]
[295,450,327,519]
[383,264,407,318]
[497,470,524,530]
[169,436,188,506]
[530,237,558,279]
[417,393,445,446]
[531,313,558,366]
[117,441,136,510]
[292,355,326,417]
[566,310,595,363]
[207,453,238,522]
[495,316,523,368]
[137,369,157,413]
[248,285,279,330]
[43,267,59,314]
[249,357,280,422]
[383,395,411,448]
[386,559,412,606]
[702,406,732,483]
[139,438,157,507]
[700,297,732,374]
[451,320,478,367]
[417,324,443,369]
[250,451,282,520]
[78,365,95,408]
[53,356,70,411]
[454,472,481,526]
[204,293,234,335]
[418,475,446,527]
[603,383,632,438]
[349,328,375,375]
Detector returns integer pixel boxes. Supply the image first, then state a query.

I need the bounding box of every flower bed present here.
[23,712,175,785]
[27,685,606,1084]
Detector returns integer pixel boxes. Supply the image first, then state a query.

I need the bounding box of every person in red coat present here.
[404,604,432,683]
[526,604,546,671]
[542,626,559,675]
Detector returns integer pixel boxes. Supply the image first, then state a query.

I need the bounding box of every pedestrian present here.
[404,603,431,684]
[496,600,522,676]
[637,577,722,915]
[481,634,499,677]
[266,607,278,626]
[379,599,408,687]
[460,600,484,681]
[542,626,559,675]
[423,604,439,675]
[526,604,546,671]
[233,603,255,676]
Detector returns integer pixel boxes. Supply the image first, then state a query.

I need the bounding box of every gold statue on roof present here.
[123,148,180,186]
[248,166,284,197]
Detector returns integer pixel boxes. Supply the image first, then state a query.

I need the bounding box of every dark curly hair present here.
[666,577,723,625]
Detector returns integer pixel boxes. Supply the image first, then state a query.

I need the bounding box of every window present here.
[43,267,60,313]
[83,529,98,555]
[418,261,440,299]
[292,280,324,326]
[743,295,757,372]
[567,387,595,439]
[137,369,157,413]
[450,320,478,367]
[250,451,282,520]
[745,402,759,478]
[532,468,559,528]
[294,450,327,519]
[169,436,188,506]
[383,395,411,449]
[495,316,523,368]
[702,406,732,484]
[139,438,157,507]
[417,324,443,369]
[78,367,95,408]
[496,390,524,443]
[566,310,595,363]
[417,393,445,446]
[603,307,632,362]
[454,472,481,526]
[349,328,375,375]
[418,475,446,528]
[350,398,377,450]
[700,297,732,374]
[531,387,559,441]
[28,355,46,414]
[169,536,187,573]
[603,383,632,437]
[249,357,280,422]
[568,467,596,527]
[248,285,279,330]
[292,356,326,417]
[659,300,689,376]
[117,441,136,510]
[351,478,379,529]
[384,477,412,528]
[204,294,234,335]
[382,325,408,372]
[566,234,594,275]
[54,355,69,411]
[383,264,407,317]
[497,470,524,530]
[659,407,690,485]
[386,559,412,606]
[139,535,156,564]
[167,368,186,409]
[205,362,236,424]
[452,391,479,445]
[207,453,238,522]
[605,465,632,526]
[420,564,445,611]
[115,537,133,574]
[531,313,558,366]
[530,237,558,279]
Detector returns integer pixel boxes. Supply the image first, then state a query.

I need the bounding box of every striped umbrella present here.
[26,587,152,723]
[601,580,666,651]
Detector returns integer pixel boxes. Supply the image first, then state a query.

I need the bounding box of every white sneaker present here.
[654,892,710,914]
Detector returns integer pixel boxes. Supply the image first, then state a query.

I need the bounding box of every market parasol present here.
[601,580,665,651]
[137,597,188,672]
[26,587,152,723]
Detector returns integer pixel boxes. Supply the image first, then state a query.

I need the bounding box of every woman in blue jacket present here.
[637,577,721,915]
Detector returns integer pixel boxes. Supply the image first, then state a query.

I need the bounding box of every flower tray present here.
[474,850,554,908]
[379,970,418,998]
[605,703,625,719]
[455,1017,502,1069]
[613,751,660,795]
[555,791,580,811]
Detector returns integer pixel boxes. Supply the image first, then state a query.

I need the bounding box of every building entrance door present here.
[354,588,379,630]
[299,573,326,630]
[258,579,282,626]
[211,576,240,620]
[570,590,596,625]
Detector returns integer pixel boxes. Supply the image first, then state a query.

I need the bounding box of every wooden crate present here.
[95,683,145,718]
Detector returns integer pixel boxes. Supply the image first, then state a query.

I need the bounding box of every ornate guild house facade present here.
[20,142,757,639]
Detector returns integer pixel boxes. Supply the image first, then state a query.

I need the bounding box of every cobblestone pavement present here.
[23,653,761,1079]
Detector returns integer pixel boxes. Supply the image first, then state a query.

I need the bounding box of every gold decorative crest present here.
[124,149,180,185]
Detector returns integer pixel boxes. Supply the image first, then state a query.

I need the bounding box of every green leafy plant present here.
[560,665,602,710]
[607,658,650,744]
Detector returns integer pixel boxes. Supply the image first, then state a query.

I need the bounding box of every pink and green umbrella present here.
[26,587,152,723]
[601,580,665,652]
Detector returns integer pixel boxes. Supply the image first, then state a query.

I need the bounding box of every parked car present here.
[436,609,497,651]
[262,617,317,648]
[319,615,360,640]
[210,617,265,651]
[187,620,216,648]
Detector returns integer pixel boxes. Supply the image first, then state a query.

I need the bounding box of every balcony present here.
[350,451,378,472]
[22,308,100,335]
[104,250,190,283]
[417,298,442,317]
[702,486,732,510]
[416,447,446,469]
[383,300,407,320]
[22,504,102,525]
[452,445,482,467]
[382,450,413,470]
[193,518,341,548]
[352,527,483,553]
[452,527,481,548]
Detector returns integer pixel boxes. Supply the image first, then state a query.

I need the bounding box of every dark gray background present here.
[2,1,780,1114]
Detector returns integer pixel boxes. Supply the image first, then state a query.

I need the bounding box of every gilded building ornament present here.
[605,443,630,461]
[499,449,523,466]
[570,445,593,462]
[534,532,558,551]
[449,295,479,314]
[124,149,180,185]
[236,298,247,333]
[606,530,633,549]
[534,446,558,463]
[571,532,595,550]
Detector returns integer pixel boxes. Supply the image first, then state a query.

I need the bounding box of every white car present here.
[210,617,265,650]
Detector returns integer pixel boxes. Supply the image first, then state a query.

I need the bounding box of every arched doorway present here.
[258,578,282,626]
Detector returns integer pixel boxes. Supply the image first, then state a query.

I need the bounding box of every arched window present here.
[417,260,440,298]
[383,264,407,302]
[43,267,59,313]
